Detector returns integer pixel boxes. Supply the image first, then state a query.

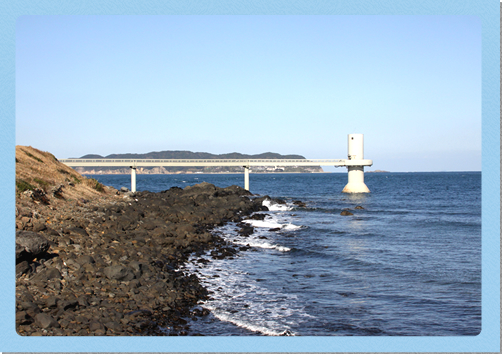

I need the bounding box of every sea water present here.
[88,172,481,336]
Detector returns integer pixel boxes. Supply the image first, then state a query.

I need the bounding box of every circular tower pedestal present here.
[342,166,370,193]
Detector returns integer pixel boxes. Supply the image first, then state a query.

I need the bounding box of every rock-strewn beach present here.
[15,146,271,336]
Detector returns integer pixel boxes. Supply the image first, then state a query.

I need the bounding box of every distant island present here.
[72,150,324,175]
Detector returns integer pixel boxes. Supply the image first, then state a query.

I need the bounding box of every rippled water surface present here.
[89,172,481,336]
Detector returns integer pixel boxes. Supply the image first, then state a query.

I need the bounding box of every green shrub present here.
[33,177,50,190]
[22,150,43,163]
[89,178,104,192]
[16,179,35,194]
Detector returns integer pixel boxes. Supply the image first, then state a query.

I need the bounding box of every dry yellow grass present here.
[15,145,117,202]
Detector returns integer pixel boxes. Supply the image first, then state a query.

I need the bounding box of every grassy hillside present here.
[15,146,116,201]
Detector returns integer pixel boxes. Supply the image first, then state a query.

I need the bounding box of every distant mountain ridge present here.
[79,150,306,160]
[74,150,323,174]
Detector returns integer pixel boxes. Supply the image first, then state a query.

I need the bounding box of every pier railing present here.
[59,158,371,167]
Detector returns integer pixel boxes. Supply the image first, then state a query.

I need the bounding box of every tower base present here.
[342,165,370,193]
[342,182,370,193]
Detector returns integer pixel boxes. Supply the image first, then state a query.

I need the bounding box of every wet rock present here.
[355,205,364,209]
[246,213,268,221]
[340,210,354,216]
[238,223,254,236]
[273,198,287,205]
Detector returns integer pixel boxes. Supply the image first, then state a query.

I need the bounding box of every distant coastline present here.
[72,149,324,175]
[79,169,326,175]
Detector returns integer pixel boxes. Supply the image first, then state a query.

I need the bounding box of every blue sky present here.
[16,15,481,172]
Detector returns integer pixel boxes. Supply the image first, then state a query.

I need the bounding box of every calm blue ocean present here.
[87,172,481,336]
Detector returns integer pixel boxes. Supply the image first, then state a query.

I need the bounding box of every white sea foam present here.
[206,307,295,336]
[233,239,291,252]
[182,214,313,336]
[243,215,302,231]
[262,199,293,211]
[184,238,312,336]
[282,223,302,230]
[242,218,283,229]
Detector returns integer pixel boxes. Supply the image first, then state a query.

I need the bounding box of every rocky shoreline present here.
[16,181,273,336]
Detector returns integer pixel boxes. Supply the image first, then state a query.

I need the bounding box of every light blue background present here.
[1,0,499,352]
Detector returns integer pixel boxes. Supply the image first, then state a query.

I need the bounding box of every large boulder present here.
[220,185,253,196]
[15,231,50,262]
[183,182,218,196]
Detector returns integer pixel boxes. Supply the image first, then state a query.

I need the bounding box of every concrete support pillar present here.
[130,166,137,192]
[343,166,370,193]
[342,134,370,193]
[244,166,250,191]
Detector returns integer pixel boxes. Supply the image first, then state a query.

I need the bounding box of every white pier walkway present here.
[60,134,373,193]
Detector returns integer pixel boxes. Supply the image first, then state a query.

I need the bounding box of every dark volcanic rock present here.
[238,223,254,237]
[293,200,307,208]
[16,231,50,262]
[340,210,354,216]
[246,213,268,221]
[273,198,287,205]
[103,265,135,281]
[16,261,31,277]
[76,255,95,265]
[65,227,89,237]
[35,313,59,329]
[16,182,265,336]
